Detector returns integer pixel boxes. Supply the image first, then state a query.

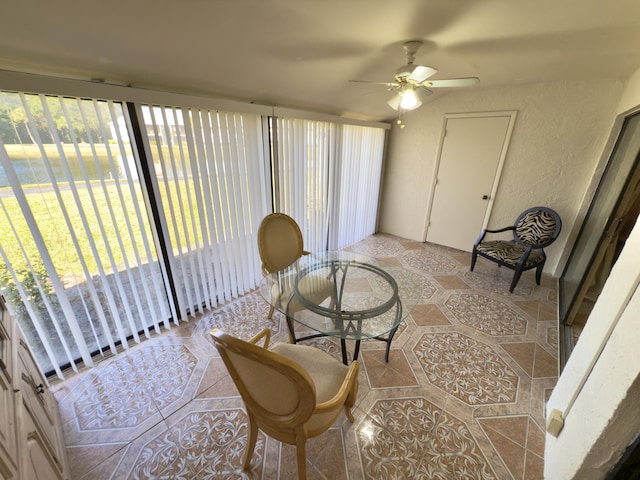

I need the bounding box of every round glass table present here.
[259,250,425,364]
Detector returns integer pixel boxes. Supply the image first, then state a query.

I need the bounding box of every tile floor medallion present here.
[413,332,518,405]
[71,355,163,431]
[400,248,460,274]
[374,268,437,300]
[444,292,528,336]
[111,406,264,479]
[357,397,497,479]
[200,292,282,348]
[51,234,559,479]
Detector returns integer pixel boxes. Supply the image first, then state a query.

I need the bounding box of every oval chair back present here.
[514,207,562,249]
[210,328,359,480]
[258,213,305,274]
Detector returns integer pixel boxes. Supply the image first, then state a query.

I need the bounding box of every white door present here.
[425,113,516,252]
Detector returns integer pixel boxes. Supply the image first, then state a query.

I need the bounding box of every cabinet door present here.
[0,371,17,472]
[0,297,13,379]
[16,338,66,478]
[16,392,64,480]
[0,444,18,480]
[0,299,18,477]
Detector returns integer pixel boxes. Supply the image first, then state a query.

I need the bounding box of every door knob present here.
[482,195,489,200]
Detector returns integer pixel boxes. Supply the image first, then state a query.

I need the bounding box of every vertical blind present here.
[0,89,386,378]
[272,117,335,253]
[0,93,171,377]
[329,124,386,249]
[273,118,386,251]
[139,105,268,319]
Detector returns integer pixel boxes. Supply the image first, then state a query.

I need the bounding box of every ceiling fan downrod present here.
[402,40,423,65]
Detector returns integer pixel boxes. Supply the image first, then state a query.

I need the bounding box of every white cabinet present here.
[0,297,68,480]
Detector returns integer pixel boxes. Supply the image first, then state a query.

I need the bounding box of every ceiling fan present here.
[351,40,480,112]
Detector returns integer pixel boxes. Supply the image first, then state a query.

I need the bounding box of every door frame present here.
[422,110,518,242]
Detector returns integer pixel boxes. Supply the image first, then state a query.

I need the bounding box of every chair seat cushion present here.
[271,343,348,403]
[273,273,334,313]
[271,342,350,434]
[476,240,544,267]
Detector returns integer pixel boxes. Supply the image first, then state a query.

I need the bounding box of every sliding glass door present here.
[0,89,387,378]
[272,117,386,252]
[137,105,268,319]
[558,110,640,365]
[0,93,170,376]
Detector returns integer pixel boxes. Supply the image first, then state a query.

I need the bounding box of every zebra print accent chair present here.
[470,207,562,292]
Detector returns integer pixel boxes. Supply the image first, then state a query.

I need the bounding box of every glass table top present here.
[258,250,426,341]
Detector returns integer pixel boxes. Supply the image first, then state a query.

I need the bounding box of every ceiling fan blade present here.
[349,80,399,87]
[408,65,437,84]
[426,77,480,88]
[416,88,433,99]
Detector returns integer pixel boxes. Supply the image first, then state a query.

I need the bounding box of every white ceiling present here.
[1,0,640,121]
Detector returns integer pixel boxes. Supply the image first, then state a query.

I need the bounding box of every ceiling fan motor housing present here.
[402,40,423,64]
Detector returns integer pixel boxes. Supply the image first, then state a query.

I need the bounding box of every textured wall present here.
[379,78,624,275]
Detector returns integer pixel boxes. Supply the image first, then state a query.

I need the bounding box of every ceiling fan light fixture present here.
[400,87,420,110]
[387,93,402,110]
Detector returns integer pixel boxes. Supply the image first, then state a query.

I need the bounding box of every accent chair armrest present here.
[474,225,516,246]
[484,225,516,234]
[248,328,272,348]
[314,360,360,422]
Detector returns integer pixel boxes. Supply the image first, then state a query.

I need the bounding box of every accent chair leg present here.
[510,268,524,293]
[470,250,478,271]
[295,435,307,480]
[345,363,359,423]
[243,415,258,470]
[535,263,544,285]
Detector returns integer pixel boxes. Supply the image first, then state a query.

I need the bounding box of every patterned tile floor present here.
[52,234,559,479]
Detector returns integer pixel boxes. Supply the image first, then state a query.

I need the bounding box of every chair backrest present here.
[514,207,562,249]
[258,213,305,273]
[210,330,316,438]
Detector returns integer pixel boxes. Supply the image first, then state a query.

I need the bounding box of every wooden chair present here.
[258,213,334,343]
[470,206,562,292]
[210,328,359,480]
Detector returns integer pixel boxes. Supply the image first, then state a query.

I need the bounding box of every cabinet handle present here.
[36,383,45,394]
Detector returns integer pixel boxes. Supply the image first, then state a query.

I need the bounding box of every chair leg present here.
[295,435,307,480]
[470,249,478,271]
[510,267,525,293]
[535,263,544,285]
[267,305,274,319]
[243,414,258,470]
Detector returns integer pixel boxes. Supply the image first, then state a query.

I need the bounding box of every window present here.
[0,87,387,377]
